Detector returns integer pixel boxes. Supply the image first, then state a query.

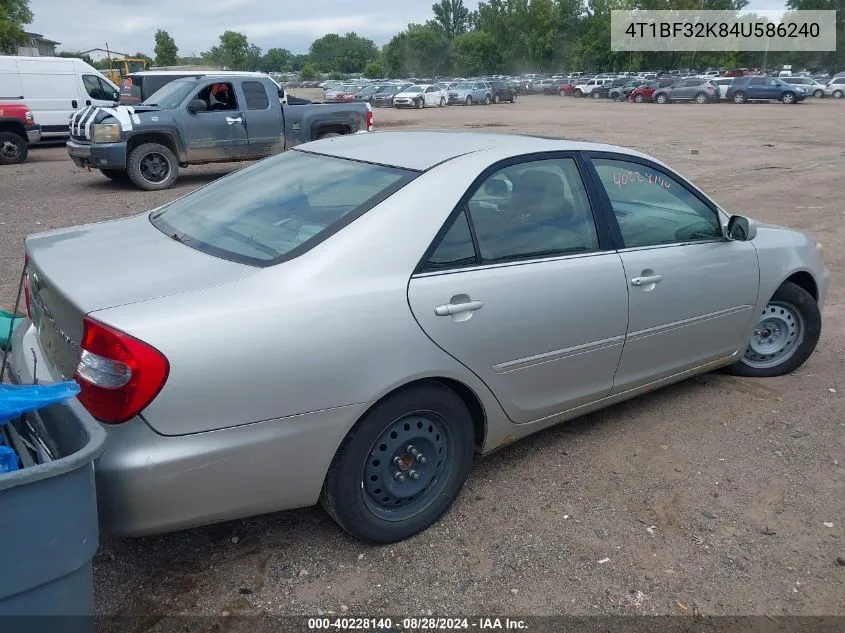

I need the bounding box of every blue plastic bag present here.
[0,381,82,424]
[0,445,18,472]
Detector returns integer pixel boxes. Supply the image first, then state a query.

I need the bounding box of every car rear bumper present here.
[9,321,368,537]
[25,124,41,143]
[67,140,127,169]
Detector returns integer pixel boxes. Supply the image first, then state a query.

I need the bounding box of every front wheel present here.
[592,90,601,99]
[320,383,475,544]
[832,90,843,99]
[493,94,500,104]
[416,97,424,109]
[574,90,583,98]
[439,97,445,107]
[634,93,644,103]
[484,94,491,105]
[0,132,27,165]
[728,282,821,378]
[813,89,824,98]
[781,91,796,104]
[733,91,747,104]
[126,142,178,191]
[465,96,472,106]
[656,93,669,104]
[695,92,708,104]
[511,93,518,102]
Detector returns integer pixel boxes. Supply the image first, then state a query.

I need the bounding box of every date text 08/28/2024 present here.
[307,617,529,630]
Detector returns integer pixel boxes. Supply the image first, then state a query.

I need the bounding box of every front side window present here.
[197,82,238,111]
[591,157,722,248]
[82,74,112,100]
[150,151,416,266]
[464,158,600,263]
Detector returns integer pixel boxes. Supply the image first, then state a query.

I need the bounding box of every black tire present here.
[126,142,178,191]
[694,92,708,104]
[574,90,583,98]
[733,91,747,104]
[320,382,475,544]
[813,89,824,98]
[781,91,796,104]
[832,90,843,99]
[634,93,644,103]
[415,97,424,109]
[511,93,518,102]
[0,131,28,165]
[317,131,342,139]
[439,97,445,107]
[592,90,601,99]
[727,282,821,378]
[465,96,472,106]
[559,89,566,97]
[493,94,500,104]
[656,93,669,104]
[484,94,491,105]
[100,168,129,182]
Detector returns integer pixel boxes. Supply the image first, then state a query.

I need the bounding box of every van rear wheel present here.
[127,142,178,191]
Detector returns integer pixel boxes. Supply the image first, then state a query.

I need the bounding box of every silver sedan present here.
[10,132,829,543]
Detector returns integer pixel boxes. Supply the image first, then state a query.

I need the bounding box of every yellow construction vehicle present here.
[102,58,150,84]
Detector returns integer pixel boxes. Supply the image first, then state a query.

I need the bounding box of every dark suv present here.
[489,81,518,103]
[726,76,807,104]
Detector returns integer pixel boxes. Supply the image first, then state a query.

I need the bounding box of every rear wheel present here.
[694,92,708,104]
[127,142,178,191]
[0,132,27,165]
[415,97,424,109]
[558,89,566,97]
[728,282,821,378]
[781,91,796,104]
[634,93,644,103]
[511,93,518,102]
[574,90,583,98]
[493,94,500,104]
[100,168,129,182]
[833,89,843,99]
[484,94,491,105]
[320,383,475,544]
[465,95,473,106]
[439,97,445,107]
[592,90,601,99]
[813,89,824,98]
[733,91,747,104]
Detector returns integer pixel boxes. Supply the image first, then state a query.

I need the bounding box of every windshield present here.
[150,151,417,266]
[142,78,197,107]
[404,86,424,93]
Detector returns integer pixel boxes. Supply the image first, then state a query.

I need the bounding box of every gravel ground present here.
[1,93,843,622]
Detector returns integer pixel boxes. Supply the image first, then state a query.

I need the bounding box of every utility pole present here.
[106,42,114,78]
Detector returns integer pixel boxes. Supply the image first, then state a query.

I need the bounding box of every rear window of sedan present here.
[150,151,417,267]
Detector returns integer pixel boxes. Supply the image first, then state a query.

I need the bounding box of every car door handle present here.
[226,116,244,125]
[630,274,663,286]
[72,100,78,109]
[434,300,484,316]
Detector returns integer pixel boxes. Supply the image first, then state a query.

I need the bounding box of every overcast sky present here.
[29,0,785,57]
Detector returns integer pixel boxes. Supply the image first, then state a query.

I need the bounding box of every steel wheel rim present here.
[1,140,20,160]
[743,301,805,369]
[361,412,450,521]
[139,151,170,184]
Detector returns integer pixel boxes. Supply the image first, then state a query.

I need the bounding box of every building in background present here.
[17,32,60,56]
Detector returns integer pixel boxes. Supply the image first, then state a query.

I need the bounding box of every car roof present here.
[299,131,651,172]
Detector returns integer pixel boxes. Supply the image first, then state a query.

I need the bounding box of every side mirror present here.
[727,215,757,241]
[187,99,208,114]
[112,91,120,102]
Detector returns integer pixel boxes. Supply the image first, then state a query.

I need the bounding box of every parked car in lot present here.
[573,78,613,97]
[593,78,629,99]
[66,75,372,190]
[352,83,389,103]
[0,101,40,164]
[13,131,828,543]
[726,76,807,104]
[447,81,492,105]
[780,76,825,98]
[393,84,447,108]
[653,78,718,104]
[628,79,675,103]
[610,80,647,100]
[371,84,412,107]
[489,80,518,103]
[823,76,845,99]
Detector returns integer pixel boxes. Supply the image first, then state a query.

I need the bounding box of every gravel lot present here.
[1,93,843,622]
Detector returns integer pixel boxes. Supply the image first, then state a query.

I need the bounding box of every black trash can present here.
[0,392,107,629]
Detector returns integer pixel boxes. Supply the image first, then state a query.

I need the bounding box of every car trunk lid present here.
[24,212,255,378]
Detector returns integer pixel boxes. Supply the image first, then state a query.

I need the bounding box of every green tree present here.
[299,63,319,80]
[405,22,450,76]
[450,30,503,75]
[0,0,33,54]
[261,47,292,72]
[432,0,470,39]
[309,32,379,73]
[154,29,178,66]
[205,31,260,71]
[382,31,409,76]
[784,0,844,72]
[363,61,385,78]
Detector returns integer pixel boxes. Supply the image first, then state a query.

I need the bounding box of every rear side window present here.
[243,81,270,109]
[150,151,417,266]
[422,210,477,271]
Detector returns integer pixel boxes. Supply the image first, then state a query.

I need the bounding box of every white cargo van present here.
[0,56,120,140]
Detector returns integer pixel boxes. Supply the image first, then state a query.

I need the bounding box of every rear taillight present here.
[23,255,31,318]
[74,316,169,424]
[366,106,373,132]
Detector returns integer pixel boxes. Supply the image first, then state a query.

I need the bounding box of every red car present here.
[558,82,576,96]
[0,102,41,165]
[628,78,675,103]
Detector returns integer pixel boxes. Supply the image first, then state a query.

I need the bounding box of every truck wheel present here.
[100,168,129,183]
[0,132,28,165]
[127,143,178,191]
